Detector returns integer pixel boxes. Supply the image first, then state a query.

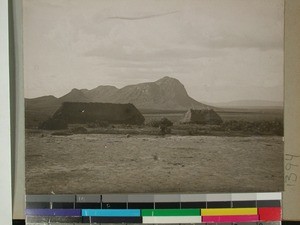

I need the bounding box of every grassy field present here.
[26,131,283,194]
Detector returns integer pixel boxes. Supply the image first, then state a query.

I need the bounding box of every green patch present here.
[142,209,200,217]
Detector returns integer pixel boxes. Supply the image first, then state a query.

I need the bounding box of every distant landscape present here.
[25,76,284,194]
[25,76,283,132]
[25,76,206,127]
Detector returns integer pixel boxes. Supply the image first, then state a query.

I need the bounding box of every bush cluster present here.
[147,117,173,128]
[220,120,283,135]
[87,121,110,128]
[71,126,88,134]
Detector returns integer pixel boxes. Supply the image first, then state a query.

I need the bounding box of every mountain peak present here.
[94,85,118,90]
[70,88,81,92]
[60,88,89,102]
[156,76,179,83]
[67,88,84,94]
[84,85,119,102]
[39,77,208,110]
[155,76,182,88]
[161,76,173,79]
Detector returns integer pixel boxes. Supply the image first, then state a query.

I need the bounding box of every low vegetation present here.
[35,114,283,137]
[219,120,283,136]
[71,126,88,134]
[87,121,110,128]
[146,117,173,135]
[147,117,173,128]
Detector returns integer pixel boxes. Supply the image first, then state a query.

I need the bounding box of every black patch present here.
[12,220,25,225]
[155,202,180,209]
[207,201,231,208]
[181,201,207,208]
[75,202,101,209]
[128,202,154,209]
[52,202,74,209]
[101,202,127,209]
[232,201,257,208]
[257,200,281,207]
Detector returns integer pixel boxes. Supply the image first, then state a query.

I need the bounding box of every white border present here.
[0,0,12,224]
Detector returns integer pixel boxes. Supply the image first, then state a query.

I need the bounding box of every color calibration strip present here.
[26,192,282,224]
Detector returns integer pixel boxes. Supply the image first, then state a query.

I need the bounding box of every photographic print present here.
[24,0,284,194]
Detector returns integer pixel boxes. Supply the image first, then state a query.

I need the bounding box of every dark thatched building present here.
[52,102,145,125]
[38,118,68,130]
[181,109,223,125]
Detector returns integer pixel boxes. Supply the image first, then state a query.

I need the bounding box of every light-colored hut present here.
[181,109,223,125]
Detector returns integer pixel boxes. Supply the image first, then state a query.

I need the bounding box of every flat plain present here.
[26,131,283,194]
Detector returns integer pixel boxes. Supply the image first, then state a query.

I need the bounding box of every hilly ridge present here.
[28,76,209,110]
[25,76,209,127]
[72,76,209,110]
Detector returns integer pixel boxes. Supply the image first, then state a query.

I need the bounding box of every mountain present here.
[25,95,61,128]
[81,85,119,102]
[25,76,209,127]
[60,88,90,102]
[109,76,207,110]
[28,76,208,110]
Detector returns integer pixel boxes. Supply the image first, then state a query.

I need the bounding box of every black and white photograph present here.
[24,0,284,194]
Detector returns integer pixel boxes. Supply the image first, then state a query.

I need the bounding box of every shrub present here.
[160,117,173,127]
[71,126,88,134]
[221,120,283,136]
[87,121,110,128]
[148,117,173,128]
[188,128,199,135]
[159,125,172,135]
[51,131,73,136]
[87,122,97,128]
[97,121,110,128]
[147,120,160,127]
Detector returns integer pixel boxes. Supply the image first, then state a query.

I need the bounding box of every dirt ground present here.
[25,131,283,194]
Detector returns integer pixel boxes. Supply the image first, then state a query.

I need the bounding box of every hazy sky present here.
[23,0,284,103]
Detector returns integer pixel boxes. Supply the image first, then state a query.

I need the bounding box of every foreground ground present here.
[26,131,283,194]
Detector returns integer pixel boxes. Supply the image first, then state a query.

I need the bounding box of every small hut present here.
[52,102,145,125]
[181,109,223,125]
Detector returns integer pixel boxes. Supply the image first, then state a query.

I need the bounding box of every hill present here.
[54,76,208,110]
[25,77,210,127]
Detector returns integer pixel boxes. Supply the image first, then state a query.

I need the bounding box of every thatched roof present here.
[52,102,145,125]
[181,109,223,125]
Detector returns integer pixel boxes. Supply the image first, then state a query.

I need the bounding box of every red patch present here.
[258,207,282,221]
